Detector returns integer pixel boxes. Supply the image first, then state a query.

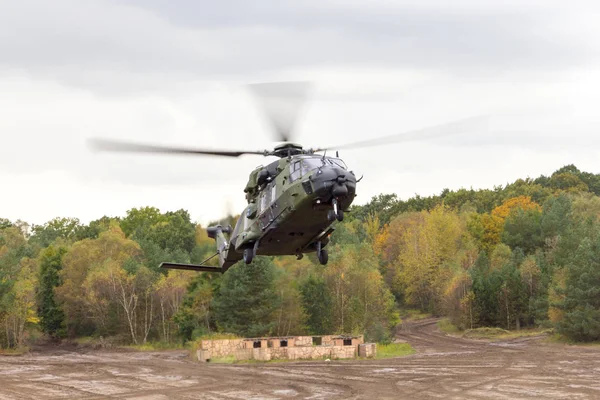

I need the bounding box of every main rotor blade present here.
[315,115,489,152]
[88,138,266,158]
[248,81,311,142]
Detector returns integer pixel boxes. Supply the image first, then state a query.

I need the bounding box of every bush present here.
[365,322,392,344]
[463,327,509,339]
[375,343,415,359]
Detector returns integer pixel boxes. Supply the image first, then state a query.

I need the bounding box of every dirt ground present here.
[1,319,600,399]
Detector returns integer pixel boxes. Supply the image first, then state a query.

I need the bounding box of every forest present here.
[2,164,600,351]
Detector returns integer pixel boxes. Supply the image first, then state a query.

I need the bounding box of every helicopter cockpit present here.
[289,156,347,182]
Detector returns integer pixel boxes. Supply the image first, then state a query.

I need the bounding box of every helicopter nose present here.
[332,176,349,197]
[308,165,356,201]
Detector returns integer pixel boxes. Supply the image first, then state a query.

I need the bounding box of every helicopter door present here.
[258,185,275,229]
[290,161,301,182]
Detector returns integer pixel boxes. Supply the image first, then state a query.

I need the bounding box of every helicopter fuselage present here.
[216,154,357,270]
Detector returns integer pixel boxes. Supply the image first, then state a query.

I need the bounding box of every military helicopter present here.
[89,82,486,273]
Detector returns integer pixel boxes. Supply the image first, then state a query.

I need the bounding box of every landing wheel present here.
[316,241,328,265]
[243,247,254,264]
[330,198,344,222]
[327,210,337,222]
[318,249,328,265]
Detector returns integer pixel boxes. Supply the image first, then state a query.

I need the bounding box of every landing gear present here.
[243,241,259,265]
[328,198,344,222]
[316,241,329,265]
[327,210,337,222]
[243,248,254,264]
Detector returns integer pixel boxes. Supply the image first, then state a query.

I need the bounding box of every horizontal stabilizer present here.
[160,262,224,273]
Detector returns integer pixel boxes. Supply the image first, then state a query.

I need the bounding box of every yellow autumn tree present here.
[155,269,190,343]
[548,268,567,324]
[272,256,311,336]
[392,205,464,312]
[364,212,381,244]
[1,258,38,348]
[322,244,398,336]
[443,270,475,329]
[478,196,542,252]
[57,223,142,336]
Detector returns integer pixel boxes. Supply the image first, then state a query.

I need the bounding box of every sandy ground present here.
[1,319,600,399]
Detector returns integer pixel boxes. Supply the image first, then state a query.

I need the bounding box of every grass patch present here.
[73,336,97,345]
[0,346,30,356]
[401,309,432,321]
[209,355,237,364]
[545,333,600,347]
[463,327,510,339]
[125,341,186,352]
[375,343,415,359]
[437,318,461,334]
[463,327,551,341]
[196,333,240,341]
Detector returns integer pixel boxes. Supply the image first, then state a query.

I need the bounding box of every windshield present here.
[302,158,324,171]
[290,157,348,182]
[325,157,347,169]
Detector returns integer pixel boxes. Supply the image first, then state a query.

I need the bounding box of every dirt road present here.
[1,319,600,399]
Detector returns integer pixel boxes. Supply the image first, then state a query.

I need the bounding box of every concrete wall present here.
[230,345,356,361]
[196,335,371,362]
[294,336,313,346]
[358,343,377,358]
[199,339,245,358]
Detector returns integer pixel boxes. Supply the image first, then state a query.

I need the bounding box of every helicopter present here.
[89,82,486,273]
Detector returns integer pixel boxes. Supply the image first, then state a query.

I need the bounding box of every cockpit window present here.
[290,161,302,182]
[326,157,347,169]
[289,157,346,182]
[301,158,325,175]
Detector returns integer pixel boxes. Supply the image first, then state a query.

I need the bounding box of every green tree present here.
[0,227,32,312]
[0,218,12,230]
[37,246,67,338]
[540,194,572,241]
[549,172,588,193]
[300,275,332,334]
[174,273,221,341]
[120,207,196,271]
[30,217,82,247]
[0,258,38,348]
[74,216,119,241]
[212,257,279,337]
[56,224,142,337]
[502,208,542,254]
[557,236,600,341]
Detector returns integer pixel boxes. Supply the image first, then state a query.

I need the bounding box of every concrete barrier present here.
[195,335,371,362]
[358,343,377,358]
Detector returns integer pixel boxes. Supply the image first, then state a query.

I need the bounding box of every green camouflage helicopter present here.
[89,82,485,273]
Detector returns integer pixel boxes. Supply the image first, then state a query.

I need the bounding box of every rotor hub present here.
[271,142,305,158]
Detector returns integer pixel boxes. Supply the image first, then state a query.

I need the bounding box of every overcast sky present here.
[1,0,600,227]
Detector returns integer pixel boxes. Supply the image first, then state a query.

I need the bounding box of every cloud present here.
[1,0,600,226]
[1,0,598,95]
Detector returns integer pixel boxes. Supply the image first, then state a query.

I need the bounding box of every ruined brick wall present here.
[321,335,333,346]
[358,343,377,358]
[331,346,356,359]
[287,346,332,360]
[199,339,244,358]
[294,336,312,346]
[196,335,372,362]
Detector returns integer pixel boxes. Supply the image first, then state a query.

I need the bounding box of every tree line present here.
[1,164,599,349]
